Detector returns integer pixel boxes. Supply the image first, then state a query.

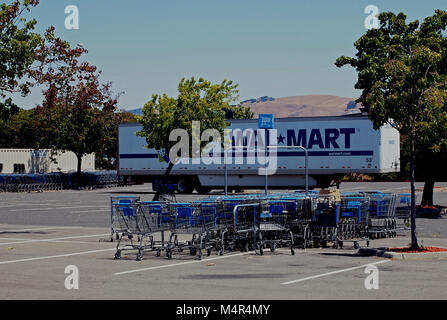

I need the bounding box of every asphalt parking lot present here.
[0,182,446,300]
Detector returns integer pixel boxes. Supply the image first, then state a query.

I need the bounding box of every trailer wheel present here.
[177,179,194,194]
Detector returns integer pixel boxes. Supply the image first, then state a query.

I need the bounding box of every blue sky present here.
[12,0,447,110]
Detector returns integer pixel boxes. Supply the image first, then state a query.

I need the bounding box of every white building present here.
[0,149,95,174]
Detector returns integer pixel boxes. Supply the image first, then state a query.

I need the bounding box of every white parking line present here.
[8,206,107,212]
[281,259,390,285]
[0,233,109,246]
[0,248,116,265]
[0,226,83,232]
[113,251,251,276]
[70,209,108,214]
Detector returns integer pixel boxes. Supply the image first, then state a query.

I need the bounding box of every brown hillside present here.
[242,95,361,118]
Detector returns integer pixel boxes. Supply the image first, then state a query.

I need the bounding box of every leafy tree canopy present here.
[335,10,447,148]
[136,77,242,159]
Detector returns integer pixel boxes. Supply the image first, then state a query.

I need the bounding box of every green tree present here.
[335,10,447,249]
[136,77,241,200]
[223,104,254,120]
[0,107,40,148]
[0,1,60,121]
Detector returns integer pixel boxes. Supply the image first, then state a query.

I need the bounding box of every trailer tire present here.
[177,179,194,194]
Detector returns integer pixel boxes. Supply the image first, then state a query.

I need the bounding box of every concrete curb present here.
[358,247,447,260]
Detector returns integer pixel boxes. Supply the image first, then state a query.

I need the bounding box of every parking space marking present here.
[281,259,390,285]
[0,233,109,246]
[0,248,116,265]
[70,209,108,214]
[8,205,107,212]
[0,226,85,232]
[113,251,251,276]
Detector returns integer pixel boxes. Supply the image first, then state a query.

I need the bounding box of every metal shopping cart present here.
[366,192,397,239]
[311,194,340,248]
[113,201,160,261]
[335,195,370,249]
[168,202,218,260]
[110,196,140,242]
[256,200,295,255]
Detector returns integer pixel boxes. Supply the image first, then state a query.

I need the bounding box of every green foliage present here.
[136,77,240,160]
[335,10,447,147]
[223,105,254,120]
[0,0,43,99]
[40,103,103,160]
[0,107,39,148]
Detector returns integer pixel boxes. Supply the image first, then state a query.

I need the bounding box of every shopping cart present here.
[168,202,218,260]
[110,196,140,242]
[395,193,411,225]
[335,195,370,249]
[366,192,397,239]
[228,202,260,253]
[113,201,158,261]
[311,194,340,248]
[131,201,175,260]
[256,200,295,255]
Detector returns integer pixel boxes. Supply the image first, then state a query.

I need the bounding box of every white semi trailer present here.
[118,115,400,192]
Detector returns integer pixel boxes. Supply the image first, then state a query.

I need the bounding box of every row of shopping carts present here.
[0,173,66,192]
[0,171,124,192]
[110,191,410,261]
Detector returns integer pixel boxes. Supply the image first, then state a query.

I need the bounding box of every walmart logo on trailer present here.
[286,128,356,149]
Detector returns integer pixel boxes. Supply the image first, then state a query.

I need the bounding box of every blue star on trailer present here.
[277,134,285,144]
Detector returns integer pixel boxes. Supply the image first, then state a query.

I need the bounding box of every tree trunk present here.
[420,180,434,206]
[409,137,419,250]
[152,161,174,201]
[77,154,82,189]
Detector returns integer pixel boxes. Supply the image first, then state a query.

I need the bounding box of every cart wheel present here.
[207,249,212,256]
[114,250,121,260]
[353,242,360,249]
[270,243,276,253]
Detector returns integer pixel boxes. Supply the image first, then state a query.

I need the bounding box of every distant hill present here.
[125,94,362,119]
[241,95,362,118]
[127,108,143,116]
